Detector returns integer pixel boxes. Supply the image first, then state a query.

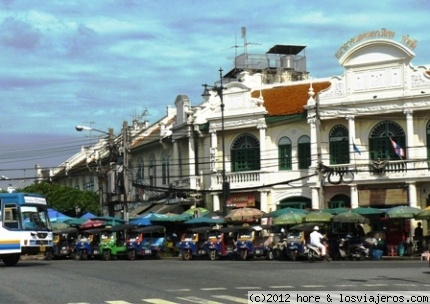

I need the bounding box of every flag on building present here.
[389,137,405,158]
[353,143,361,155]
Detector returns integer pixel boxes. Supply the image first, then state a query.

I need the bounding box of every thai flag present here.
[389,138,405,158]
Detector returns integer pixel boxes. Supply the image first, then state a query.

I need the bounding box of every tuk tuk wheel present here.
[266,250,274,260]
[239,249,248,261]
[209,250,217,261]
[102,250,111,261]
[74,252,81,261]
[182,250,192,261]
[128,250,136,261]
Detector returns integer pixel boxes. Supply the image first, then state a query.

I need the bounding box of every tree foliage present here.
[22,182,100,217]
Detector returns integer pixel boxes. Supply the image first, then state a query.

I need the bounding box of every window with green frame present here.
[298,135,311,169]
[231,133,260,172]
[278,136,292,170]
[329,125,349,164]
[369,120,405,160]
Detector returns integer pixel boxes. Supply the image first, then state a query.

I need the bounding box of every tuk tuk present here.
[284,229,308,261]
[179,226,211,260]
[126,225,166,260]
[73,228,103,260]
[51,227,78,259]
[235,225,274,260]
[99,224,131,260]
[205,227,239,260]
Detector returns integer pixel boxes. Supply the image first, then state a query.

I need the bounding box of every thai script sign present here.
[335,28,417,59]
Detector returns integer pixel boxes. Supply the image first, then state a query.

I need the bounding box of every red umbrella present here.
[79,219,105,229]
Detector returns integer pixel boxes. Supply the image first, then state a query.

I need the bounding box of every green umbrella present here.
[182,207,210,216]
[51,222,70,230]
[322,207,350,215]
[415,209,430,220]
[385,205,421,219]
[272,211,304,225]
[332,211,369,224]
[303,211,333,223]
[351,207,384,215]
[63,217,87,226]
[268,207,309,218]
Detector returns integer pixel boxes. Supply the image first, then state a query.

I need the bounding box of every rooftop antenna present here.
[241,27,261,69]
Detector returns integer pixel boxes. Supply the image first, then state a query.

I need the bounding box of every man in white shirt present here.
[310,226,326,256]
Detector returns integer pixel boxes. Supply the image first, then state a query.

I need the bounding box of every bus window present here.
[3,204,19,229]
[21,206,49,230]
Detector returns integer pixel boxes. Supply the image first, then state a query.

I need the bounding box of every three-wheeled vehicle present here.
[285,230,308,261]
[73,228,103,260]
[235,225,274,260]
[205,227,238,260]
[179,226,211,260]
[51,227,78,259]
[126,225,166,260]
[99,224,130,261]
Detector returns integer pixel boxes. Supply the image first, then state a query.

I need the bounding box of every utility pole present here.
[122,121,129,222]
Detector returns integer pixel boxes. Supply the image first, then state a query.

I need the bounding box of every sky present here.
[0,0,429,190]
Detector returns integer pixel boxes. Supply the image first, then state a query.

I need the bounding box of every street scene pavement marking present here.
[177,296,224,303]
[142,299,178,304]
[268,285,295,288]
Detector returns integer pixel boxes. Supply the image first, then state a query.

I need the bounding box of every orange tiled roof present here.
[251,81,331,116]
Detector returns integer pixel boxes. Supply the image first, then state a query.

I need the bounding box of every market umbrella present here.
[150,213,192,222]
[129,213,153,226]
[290,222,326,232]
[64,217,87,226]
[79,212,96,219]
[322,207,350,215]
[332,211,369,224]
[385,205,422,219]
[48,208,72,223]
[51,222,70,230]
[79,219,106,229]
[182,207,210,216]
[184,216,225,225]
[303,211,333,223]
[267,207,309,218]
[415,209,430,220]
[224,207,265,222]
[272,211,304,225]
[351,206,384,215]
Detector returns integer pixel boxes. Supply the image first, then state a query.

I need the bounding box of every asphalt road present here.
[1,257,429,304]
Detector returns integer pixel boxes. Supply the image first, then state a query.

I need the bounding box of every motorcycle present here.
[338,235,369,261]
[307,240,331,263]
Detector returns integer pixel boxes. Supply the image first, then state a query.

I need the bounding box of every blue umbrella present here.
[48,208,72,223]
[79,212,96,219]
[130,214,152,226]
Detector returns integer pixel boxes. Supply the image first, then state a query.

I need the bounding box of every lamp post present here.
[202,68,230,217]
[75,125,115,216]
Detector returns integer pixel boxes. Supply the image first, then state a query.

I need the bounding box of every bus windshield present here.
[21,206,51,231]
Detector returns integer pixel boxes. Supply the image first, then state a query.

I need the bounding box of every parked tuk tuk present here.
[235,225,274,260]
[284,229,308,261]
[179,226,211,260]
[73,228,103,260]
[51,227,78,259]
[205,227,239,260]
[126,225,166,260]
[99,224,130,260]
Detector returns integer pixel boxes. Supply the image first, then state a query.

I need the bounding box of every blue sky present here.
[0,0,429,188]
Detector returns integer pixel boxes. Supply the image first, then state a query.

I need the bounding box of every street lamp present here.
[76,125,115,216]
[202,68,230,217]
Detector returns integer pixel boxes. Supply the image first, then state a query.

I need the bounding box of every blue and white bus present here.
[0,192,53,266]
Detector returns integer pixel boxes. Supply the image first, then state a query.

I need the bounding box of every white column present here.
[311,186,320,210]
[259,190,268,213]
[404,109,414,159]
[212,193,221,212]
[188,136,195,175]
[408,181,417,208]
[257,118,267,178]
[350,184,359,208]
[308,117,318,167]
[346,115,356,163]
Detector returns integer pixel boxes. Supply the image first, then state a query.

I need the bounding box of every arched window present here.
[136,156,144,180]
[278,136,292,170]
[329,125,349,164]
[161,152,170,185]
[426,121,430,160]
[298,135,311,169]
[369,121,405,160]
[231,133,260,172]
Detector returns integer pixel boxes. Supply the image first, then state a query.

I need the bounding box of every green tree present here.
[22,182,100,217]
